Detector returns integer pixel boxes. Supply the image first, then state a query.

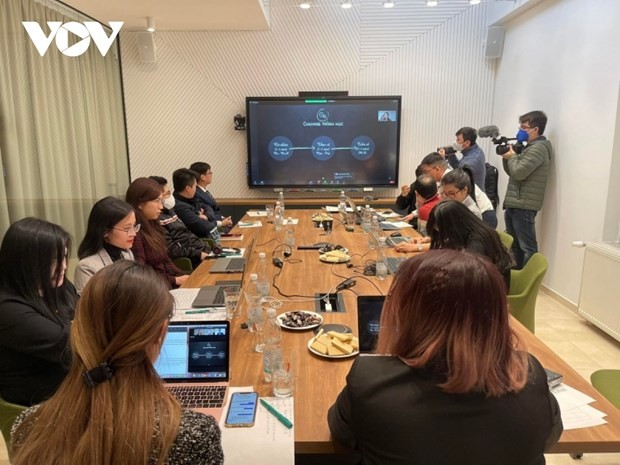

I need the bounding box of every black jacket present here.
[159,208,210,268]
[173,193,219,239]
[0,286,76,406]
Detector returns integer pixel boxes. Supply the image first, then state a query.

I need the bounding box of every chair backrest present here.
[507,252,548,333]
[0,395,27,456]
[498,231,514,250]
[590,370,620,409]
[173,257,193,274]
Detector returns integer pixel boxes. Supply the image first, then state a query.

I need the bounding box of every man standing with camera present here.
[438,126,486,191]
[502,110,552,269]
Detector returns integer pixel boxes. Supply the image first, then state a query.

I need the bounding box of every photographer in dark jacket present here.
[150,176,212,269]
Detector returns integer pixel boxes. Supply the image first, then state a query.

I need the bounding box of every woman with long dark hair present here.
[0,218,77,406]
[396,200,512,288]
[11,261,223,465]
[74,197,137,294]
[328,250,562,465]
[126,178,188,288]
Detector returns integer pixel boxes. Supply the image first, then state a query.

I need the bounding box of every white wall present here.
[120,2,495,201]
[491,0,620,304]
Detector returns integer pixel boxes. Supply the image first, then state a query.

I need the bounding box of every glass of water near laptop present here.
[224,287,240,320]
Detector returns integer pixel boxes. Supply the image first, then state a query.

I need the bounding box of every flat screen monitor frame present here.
[245,96,402,189]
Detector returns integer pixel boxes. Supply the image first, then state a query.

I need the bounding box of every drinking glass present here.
[265,204,275,222]
[272,368,295,397]
[346,213,356,232]
[246,294,265,352]
[376,261,388,280]
[224,287,240,319]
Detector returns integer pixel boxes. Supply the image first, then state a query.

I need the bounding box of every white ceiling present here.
[62,0,272,31]
[60,0,502,32]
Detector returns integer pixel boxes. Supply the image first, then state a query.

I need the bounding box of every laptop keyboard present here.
[225,258,245,271]
[167,385,227,408]
[386,257,407,274]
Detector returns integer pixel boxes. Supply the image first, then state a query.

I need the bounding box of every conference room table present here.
[183,208,620,455]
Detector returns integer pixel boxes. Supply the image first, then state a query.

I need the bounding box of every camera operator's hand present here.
[502,145,517,160]
[437,147,446,158]
[400,185,410,197]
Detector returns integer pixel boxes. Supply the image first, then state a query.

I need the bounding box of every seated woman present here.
[126,177,189,288]
[395,200,512,288]
[441,167,498,228]
[0,218,77,406]
[11,261,223,464]
[74,197,137,294]
[328,250,562,465]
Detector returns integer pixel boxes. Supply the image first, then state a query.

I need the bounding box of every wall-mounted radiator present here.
[578,242,620,342]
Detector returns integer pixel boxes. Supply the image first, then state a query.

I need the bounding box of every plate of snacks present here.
[307,329,359,359]
[319,249,351,263]
[277,311,324,331]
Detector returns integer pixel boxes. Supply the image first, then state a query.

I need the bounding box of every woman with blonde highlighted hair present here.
[328,250,562,465]
[11,261,223,465]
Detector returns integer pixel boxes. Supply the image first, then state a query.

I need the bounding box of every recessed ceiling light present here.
[469,0,481,4]
[146,16,156,32]
[426,0,438,6]
[383,1,395,8]
[341,1,353,8]
[299,2,311,9]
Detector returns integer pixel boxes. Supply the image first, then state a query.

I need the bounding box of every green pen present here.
[259,398,293,429]
[184,308,212,314]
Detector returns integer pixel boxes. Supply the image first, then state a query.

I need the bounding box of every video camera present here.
[492,136,524,156]
[437,146,457,155]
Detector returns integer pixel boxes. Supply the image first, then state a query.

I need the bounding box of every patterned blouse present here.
[12,406,224,465]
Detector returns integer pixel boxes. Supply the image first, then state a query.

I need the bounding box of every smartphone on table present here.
[224,392,259,427]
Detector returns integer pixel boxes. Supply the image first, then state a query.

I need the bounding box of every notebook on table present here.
[357,296,385,353]
[154,320,230,421]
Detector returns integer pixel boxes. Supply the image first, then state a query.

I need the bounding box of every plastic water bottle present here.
[285,217,295,248]
[262,307,282,382]
[278,191,285,217]
[338,191,347,222]
[362,205,372,234]
[256,252,270,298]
[274,201,283,231]
[369,215,380,250]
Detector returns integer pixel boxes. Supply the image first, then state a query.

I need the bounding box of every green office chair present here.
[173,257,193,274]
[498,231,514,250]
[591,370,620,409]
[507,252,548,334]
[0,395,27,458]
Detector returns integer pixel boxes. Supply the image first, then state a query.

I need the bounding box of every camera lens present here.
[496,145,510,156]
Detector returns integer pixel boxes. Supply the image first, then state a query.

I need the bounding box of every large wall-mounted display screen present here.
[246,96,401,188]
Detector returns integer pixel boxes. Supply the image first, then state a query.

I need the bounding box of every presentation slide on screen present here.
[247,99,400,187]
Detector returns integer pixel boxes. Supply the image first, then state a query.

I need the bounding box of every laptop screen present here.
[357,296,385,353]
[154,321,230,381]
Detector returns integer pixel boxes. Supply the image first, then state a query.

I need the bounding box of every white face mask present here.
[452,142,463,152]
[162,196,175,210]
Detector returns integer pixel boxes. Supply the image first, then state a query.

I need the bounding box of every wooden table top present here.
[183,209,620,454]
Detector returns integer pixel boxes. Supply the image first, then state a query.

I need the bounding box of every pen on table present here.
[259,398,293,429]
[184,308,212,314]
[238,221,255,226]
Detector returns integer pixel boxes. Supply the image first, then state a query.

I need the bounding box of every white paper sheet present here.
[220,386,294,465]
[282,218,299,225]
[238,220,263,228]
[247,210,268,217]
[551,384,608,430]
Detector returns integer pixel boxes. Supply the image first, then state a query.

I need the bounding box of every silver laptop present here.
[208,237,254,274]
[154,320,230,421]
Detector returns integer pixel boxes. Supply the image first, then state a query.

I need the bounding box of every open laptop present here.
[208,237,254,273]
[154,320,230,421]
[357,295,385,353]
[192,259,248,307]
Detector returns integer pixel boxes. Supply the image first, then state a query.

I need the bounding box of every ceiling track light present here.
[426,0,438,6]
[383,1,395,8]
[146,16,156,32]
[341,1,353,8]
[299,2,311,8]
[469,0,481,4]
